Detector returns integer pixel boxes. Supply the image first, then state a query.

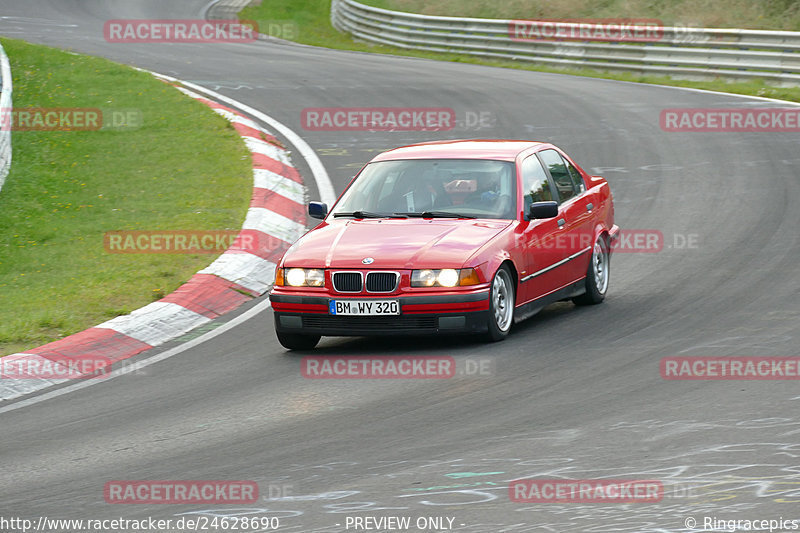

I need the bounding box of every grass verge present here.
[240,0,800,103]
[366,0,800,31]
[0,38,252,356]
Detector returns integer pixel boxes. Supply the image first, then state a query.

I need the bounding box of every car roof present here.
[371,139,546,162]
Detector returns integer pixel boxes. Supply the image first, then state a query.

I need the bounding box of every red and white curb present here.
[0,76,310,401]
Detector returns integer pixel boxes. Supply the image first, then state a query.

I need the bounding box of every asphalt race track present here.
[1,1,800,531]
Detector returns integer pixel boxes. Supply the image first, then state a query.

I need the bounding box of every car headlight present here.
[411,268,480,287]
[277,268,325,287]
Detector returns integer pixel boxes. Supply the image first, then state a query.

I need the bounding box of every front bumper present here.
[270,291,491,336]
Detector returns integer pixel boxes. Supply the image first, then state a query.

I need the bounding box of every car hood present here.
[283,219,512,269]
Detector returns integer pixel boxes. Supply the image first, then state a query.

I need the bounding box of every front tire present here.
[486,265,515,342]
[573,234,609,306]
[276,331,321,350]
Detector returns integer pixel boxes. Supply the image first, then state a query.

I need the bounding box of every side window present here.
[521,156,554,211]
[538,149,576,203]
[566,161,586,193]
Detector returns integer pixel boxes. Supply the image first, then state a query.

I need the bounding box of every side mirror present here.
[529,201,558,220]
[308,201,328,220]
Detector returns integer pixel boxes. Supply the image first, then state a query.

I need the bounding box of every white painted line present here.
[228,114,269,134]
[600,77,800,107]
[172,88,282,136]
[200,0,222,20]
[230,115,270,131]
[173,86,208,101]
[210,107,264,131]
[0,297,273,414]
[150,71,336,206]
[97,302,211,346]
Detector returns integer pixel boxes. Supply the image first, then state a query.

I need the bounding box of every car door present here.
[537,149,594,283]
[517,154,569,303]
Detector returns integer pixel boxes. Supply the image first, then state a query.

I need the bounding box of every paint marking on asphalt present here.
[0,297,273,415]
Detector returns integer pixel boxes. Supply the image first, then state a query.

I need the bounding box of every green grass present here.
[367,0,800,31]
[240,0,800,103]
[0,38,252,355]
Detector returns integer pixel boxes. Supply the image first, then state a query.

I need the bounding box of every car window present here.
[566,160,586,193]
[538,149,577,203]
[332,159,517,219]
[521,155,554,215]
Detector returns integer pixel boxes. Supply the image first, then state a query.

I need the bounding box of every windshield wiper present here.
[395,211,476,219]
[333,211,407,219]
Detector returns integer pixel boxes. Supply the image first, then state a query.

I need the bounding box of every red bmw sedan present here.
[269,140,619,350]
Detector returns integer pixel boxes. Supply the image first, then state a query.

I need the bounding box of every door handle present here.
[557,218,566,228]
[586,202,594,212]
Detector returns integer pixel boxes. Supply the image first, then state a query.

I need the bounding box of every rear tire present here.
[486,265,515,342]
[573,234,609,306]
[276,331,321,350]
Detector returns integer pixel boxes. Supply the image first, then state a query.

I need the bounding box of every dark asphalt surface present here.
[1,1,800,531]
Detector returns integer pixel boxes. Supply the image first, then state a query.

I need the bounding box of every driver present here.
[404,181,436,212]
[473,173,500,203]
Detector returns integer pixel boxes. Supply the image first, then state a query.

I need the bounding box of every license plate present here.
[329,299,400,316]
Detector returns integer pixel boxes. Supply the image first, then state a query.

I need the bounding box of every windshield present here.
[331,159,517,219]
